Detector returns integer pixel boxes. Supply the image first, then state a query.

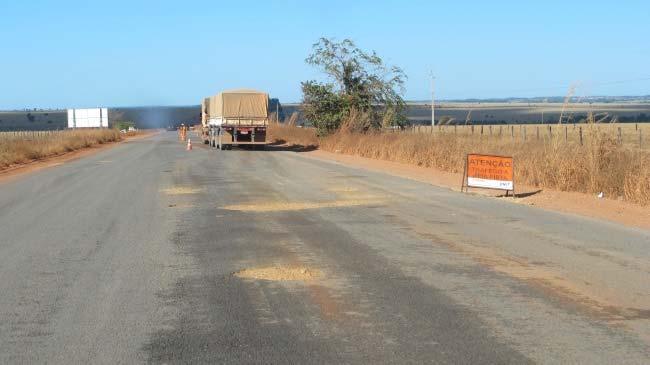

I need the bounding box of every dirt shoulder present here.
[0,130,159,183]
[302,149,650,231]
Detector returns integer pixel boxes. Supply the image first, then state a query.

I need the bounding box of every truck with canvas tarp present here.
[201,89,269,150]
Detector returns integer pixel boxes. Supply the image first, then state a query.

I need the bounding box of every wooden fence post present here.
[640,129,643,148]
[471,125,474,134]
[548,125,552,139]
[617,127,622,145]
[579,126,583,146]
[564,125,568,142]
[511,126,514,141]
[481,125,484,135]
[523,126,527,141]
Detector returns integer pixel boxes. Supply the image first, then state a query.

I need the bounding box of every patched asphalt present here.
[1,132,648,364]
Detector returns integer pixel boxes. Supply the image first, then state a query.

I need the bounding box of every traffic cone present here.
[186,138,192,151]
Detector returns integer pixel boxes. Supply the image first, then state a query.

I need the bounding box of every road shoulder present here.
[0,131,158,184]
[300,149,650,230]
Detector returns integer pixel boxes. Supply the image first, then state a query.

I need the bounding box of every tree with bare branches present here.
[302,38,407,135]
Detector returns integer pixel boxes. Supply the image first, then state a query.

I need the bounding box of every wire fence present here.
[0,130,71,142]
[388,123,648,150]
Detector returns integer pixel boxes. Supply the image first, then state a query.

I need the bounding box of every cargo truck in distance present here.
[201,89,269,150]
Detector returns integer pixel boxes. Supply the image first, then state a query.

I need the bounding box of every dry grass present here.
[0,129,122,169]
[269,123,650,205]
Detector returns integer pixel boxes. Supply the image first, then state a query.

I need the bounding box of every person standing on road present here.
[179,123,187,141]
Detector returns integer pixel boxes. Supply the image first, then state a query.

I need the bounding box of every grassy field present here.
[0,111,67,130]
[268,122,650,205]
[0,129,122,169]
[404,102,650,125]
[278,102,650,126]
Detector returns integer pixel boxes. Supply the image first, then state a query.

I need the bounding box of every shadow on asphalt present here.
[496,189,543,198]
[194,140,318,153]
[264,140,318,152]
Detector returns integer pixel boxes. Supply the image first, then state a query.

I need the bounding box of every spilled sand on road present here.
[327,186,387,201]
[160,187,202,195]
[223,186,388,213]
[327,186,360,193]
[222,199,385,212]
[234,266,320,281]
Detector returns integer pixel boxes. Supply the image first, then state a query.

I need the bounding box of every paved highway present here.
[1,132,648,364]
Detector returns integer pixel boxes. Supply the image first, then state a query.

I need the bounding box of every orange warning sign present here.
[465,154,514,191]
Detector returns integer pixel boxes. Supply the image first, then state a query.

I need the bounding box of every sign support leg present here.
[460,157,468,193]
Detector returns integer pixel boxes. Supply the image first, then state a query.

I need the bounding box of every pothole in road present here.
[233,266,320,281]
[167,203,195,208]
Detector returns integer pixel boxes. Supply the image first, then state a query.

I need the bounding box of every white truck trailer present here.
[201,89,269,150]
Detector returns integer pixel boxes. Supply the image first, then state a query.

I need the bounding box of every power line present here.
[430,72,435,126]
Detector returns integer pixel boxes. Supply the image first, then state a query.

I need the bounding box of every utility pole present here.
[430,72,435,126]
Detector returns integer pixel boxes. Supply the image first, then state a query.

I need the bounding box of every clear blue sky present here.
[1,0,649,109]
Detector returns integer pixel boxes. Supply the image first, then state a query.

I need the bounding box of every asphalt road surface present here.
[1,132,648,364]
